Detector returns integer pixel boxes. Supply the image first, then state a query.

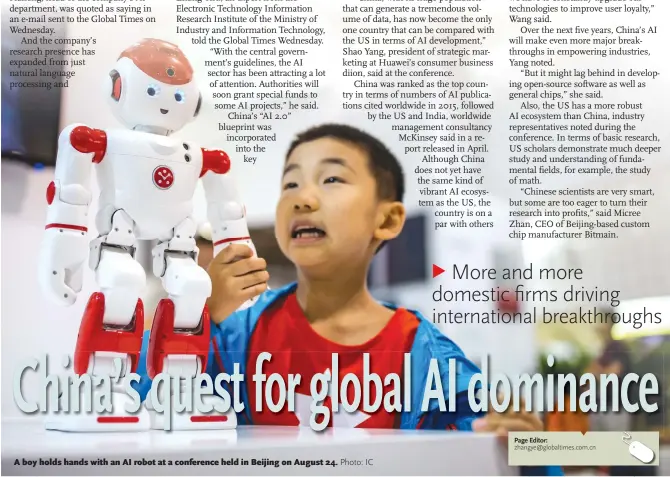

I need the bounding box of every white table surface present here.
[2,420,514,475]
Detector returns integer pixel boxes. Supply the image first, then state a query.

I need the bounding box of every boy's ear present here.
[374,201,406,242]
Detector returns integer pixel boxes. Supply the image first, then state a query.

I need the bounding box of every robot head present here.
[106,39,202,134]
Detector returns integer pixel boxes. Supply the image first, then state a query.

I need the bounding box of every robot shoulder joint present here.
[200,148,231,177]
[68,125,108,164]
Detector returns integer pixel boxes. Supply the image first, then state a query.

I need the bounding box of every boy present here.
[136,124,557,472]
[205,124,543,433]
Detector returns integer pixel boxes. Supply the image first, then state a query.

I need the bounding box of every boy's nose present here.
[293,202,313,211]
[293,195,319,212]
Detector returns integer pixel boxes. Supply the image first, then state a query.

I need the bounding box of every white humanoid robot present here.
[38,38,258,432]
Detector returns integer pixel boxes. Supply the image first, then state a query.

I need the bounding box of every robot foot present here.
[45,389,150,433]
[147,393,237,431]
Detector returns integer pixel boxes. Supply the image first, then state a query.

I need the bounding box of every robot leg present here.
[46,211,150,432]
[146,217,236,431]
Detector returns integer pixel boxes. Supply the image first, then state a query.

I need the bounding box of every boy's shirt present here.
[205,282,481,430]
[133,283,563,475]
[245,292,419,428]
[133,282,480,429]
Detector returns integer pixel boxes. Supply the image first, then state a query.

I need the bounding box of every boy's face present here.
[276,137,401,274]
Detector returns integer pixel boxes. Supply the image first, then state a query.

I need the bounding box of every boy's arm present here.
[414,328,564,476]
[416,390,484,431]
[407,322,484,431]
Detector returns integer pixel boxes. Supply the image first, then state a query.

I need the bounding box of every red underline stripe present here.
[213,236,250,246]
[46,223,88,232]
[97,417,139,423]
[190,416,228,422]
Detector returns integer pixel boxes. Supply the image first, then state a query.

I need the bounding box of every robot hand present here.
[38,227,89,306]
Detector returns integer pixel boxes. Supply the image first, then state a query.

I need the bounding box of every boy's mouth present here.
[290,222,327,243]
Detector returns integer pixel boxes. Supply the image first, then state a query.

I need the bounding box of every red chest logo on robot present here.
[152,165,174,190]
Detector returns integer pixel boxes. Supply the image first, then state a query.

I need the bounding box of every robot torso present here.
[95,128,203,240]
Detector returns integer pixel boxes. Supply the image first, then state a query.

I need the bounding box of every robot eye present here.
[147,84,161,97]
[167,67,175,77]
[174,90,186,103]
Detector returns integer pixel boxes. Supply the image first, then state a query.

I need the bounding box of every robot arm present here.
[200,149,264,310]
[39,124,105,306]
[199,149,256,259]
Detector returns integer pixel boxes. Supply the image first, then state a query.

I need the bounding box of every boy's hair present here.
[285,124,405,252]
[285,124,405,203]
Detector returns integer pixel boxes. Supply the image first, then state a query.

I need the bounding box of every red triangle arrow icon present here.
[432,264,445,278]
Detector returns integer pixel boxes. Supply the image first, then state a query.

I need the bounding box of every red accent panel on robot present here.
[152,165,174,190]
[200,149,231,177]
[73,293,145,375]
[112,76,122,101]
[191,416,228,423]
[213,236,251,247]
[45,223,88,232]
[119,39,193,86]
[46,182,56,205]
[70,126,108,164]
[97,417,140,424]
[146,299,210,379]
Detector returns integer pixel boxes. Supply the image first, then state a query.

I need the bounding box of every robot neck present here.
[134,125,171,136]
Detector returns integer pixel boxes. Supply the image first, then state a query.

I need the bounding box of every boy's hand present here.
[206,244,269,324]
[472,395,543,441]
